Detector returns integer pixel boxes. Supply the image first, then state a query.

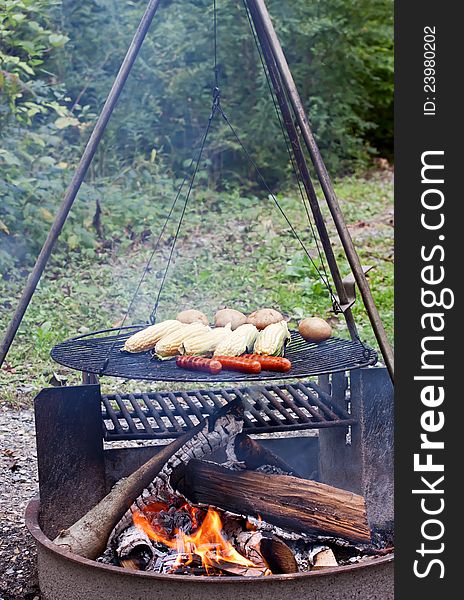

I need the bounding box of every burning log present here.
[126,503,277,576]
[116,525,156,570]
[155,552,205,575]
[113,502,201,571]
[155,552,271,577]
[172,460,371,544]
[207,558,271,577]
[116,504,299,576]
[54,399,245,559]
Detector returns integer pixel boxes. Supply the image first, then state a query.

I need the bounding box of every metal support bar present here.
[249,0,394,382]
[246,0,358,340]
[34,384,106,538]
[0,0,163,368]
[318,368,394,531]
[82,371,100,385]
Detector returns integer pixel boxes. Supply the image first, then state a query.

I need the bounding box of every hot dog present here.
[242,354,292,372]
[214,356,262,374]
[176,355,223,375]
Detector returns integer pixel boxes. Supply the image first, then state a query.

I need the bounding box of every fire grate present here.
[101,379,355,441]
[52,326,377,382]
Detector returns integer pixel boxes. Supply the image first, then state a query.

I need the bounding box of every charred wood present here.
[207,559,271,577]
[115,524,155,570]
[234,531,298,574]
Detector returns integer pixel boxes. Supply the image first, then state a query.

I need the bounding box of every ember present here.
[132,503,270,576]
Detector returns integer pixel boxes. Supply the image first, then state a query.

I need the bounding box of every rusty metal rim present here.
[26,498,393,585]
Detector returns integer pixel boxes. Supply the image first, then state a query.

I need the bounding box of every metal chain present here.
[213,0,220,91]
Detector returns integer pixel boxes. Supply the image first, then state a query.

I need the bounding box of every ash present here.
[101,506,387,575]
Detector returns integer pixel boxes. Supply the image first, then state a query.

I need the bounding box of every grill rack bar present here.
[102,379,355,441]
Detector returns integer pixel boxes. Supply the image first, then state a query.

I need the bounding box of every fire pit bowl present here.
[26,498,393,600]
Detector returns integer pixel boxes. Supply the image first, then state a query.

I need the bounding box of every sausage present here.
[214,356,262,374]
[242,354,292,372]
[176,355,223,375]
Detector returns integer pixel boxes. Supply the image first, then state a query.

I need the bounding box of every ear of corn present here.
[154,322,209,359]
[181,323,232,357]
[253,320,291,356]
[213,323,259,357]
[123,320,184,353]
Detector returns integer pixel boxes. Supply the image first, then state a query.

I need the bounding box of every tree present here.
[0,0,84,269]
[61,0,393,179]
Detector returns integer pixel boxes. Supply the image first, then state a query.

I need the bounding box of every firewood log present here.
[171,460,371,544]
[116,525,155,570]
[54,399,245,559]
[208,559,271,577]
[234,531,298,574]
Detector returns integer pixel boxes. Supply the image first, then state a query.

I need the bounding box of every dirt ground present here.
[0,406,41,600]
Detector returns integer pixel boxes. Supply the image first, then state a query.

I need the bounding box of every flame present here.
[245,514,262,531]
[133,502,265,574]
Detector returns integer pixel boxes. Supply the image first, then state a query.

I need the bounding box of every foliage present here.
[0,0,69,124]
[1,0,393,274]
[62,0,393,178]
[0,0,86,269]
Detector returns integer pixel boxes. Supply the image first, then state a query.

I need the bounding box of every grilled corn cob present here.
[253,320,291,356]
[154,322,209,359]
[213,323,259,357]
[123,320,184,353]
[181,323,232,357]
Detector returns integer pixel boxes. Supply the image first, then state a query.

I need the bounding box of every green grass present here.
[0,171,393,406]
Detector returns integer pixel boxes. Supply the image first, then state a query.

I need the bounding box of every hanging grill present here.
[51,326,377,382]
[44,0,383,383]
[0,0,393,381]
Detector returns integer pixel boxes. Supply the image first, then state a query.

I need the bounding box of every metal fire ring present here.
[26,498,394,600]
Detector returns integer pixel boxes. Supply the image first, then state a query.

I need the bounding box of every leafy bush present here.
[1,0,79,270]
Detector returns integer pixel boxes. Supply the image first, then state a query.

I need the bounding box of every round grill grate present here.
[50,326,378,382]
